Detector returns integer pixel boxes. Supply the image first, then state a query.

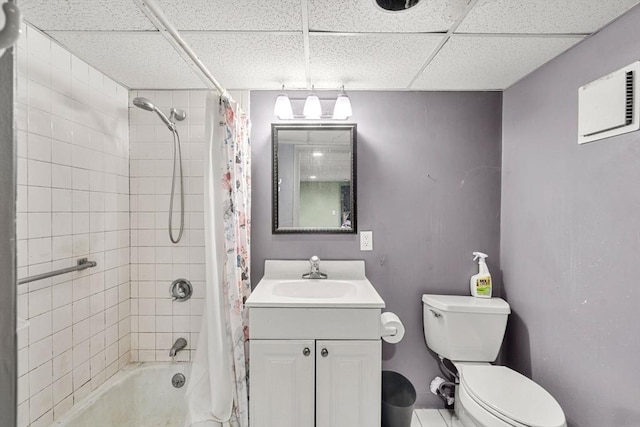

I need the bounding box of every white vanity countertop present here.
[246,260,385,308]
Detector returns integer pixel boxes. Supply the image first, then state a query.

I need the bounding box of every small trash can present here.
[381,371,416,427]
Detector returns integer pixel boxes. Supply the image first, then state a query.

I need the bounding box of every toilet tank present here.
[422,294,511,362]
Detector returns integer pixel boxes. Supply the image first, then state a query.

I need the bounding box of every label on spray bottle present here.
[475,276,492,296]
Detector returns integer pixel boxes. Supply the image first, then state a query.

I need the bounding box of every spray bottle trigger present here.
[472,251,488,262]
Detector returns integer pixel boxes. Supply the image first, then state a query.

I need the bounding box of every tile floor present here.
[412,408,456,427]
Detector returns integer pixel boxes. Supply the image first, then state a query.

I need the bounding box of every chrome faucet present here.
[169,338,187,357]
[302,256,328,279]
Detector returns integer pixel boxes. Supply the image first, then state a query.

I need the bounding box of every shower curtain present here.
[184,93,251,427]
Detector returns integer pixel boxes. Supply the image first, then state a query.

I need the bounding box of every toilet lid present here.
[461,365,565,427]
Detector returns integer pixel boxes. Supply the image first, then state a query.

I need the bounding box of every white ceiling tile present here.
[20,0,153,31]
[309,34,444,89]
[21,0,303,32]
[308,0,468,33]
[20,0,637,91]
[47,32,204,89]
[183,33,307,90]
[457,0,640,34]
[157,0,302,31]
[412,36,584,90]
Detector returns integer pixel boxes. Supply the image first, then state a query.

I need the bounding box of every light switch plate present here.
[360,231,373,251]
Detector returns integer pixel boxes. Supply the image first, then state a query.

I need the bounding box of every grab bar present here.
[18,258,97,285]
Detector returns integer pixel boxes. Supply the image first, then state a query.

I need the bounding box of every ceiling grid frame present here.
[406,0,481,89]
[300,0,312,89]
[18,0,640,91]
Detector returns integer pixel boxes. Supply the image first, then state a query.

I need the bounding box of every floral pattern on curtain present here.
[219,97,251,427]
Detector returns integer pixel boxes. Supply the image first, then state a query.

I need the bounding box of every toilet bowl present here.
[422,295,566,427]
[455,363,566,427]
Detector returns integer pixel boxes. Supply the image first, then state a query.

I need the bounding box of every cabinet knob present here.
[303,347,311,356]
[321,348,329,357]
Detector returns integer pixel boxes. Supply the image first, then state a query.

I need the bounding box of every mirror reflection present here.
[272,124,357,234]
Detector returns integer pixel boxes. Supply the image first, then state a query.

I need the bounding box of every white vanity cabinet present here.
[315,339,381,427]
[250,338,381,427]
[250,339,315,427]
[246,260,386,427]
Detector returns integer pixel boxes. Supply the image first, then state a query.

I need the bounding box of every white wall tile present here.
[27,160,52,188]
[17,400,29,427]
[17,23,131,426]
[27,107,52,138]
[27,27,51,65]
[27,134,52,162]
[27,187,51,213]
[28,238,52,266]
[18,374,29,405]
[28,288,52,318]
[128,92,217,360]
[27,214,52,240]
[52,349,72,380]
[29,361,52,397]
[29,386,52,422]
[52,305,72,333]
[53,394,73,421]
[51,213,72,237]
[52,373,72,406]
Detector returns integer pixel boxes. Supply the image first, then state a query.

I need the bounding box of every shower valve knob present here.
[170,278,193,302]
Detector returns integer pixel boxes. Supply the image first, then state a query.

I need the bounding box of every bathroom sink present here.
[246,260,385,308]
[272,279,358,299]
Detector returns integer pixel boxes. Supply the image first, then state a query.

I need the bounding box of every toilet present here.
[422,294,566,427]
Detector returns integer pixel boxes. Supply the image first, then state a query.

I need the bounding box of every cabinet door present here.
[316,340,381,427]
[249,340,315,427]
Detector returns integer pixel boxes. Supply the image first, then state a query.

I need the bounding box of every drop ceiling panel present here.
[309,34,444,89]
[457,0,639,34]
[183,33,307,89]
[308,0,467,32]
[412,36,584,90]
[157,0,302,31]
[21,0,303,32]
[20,0,154,31]
[48,32,204,89]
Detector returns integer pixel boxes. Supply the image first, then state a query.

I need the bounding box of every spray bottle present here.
[470,252,492,298]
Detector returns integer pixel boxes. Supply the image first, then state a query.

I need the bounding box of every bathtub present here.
[52,362,190,427]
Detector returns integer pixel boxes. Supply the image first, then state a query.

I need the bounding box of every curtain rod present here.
[133,0,227,96]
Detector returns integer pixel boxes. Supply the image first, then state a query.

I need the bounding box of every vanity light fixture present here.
[303,86,322,119]
[332,86,353,119]
[273,85,293,119]
[274,85,353,120]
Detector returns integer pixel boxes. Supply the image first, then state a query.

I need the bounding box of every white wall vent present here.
[578,61,639,144]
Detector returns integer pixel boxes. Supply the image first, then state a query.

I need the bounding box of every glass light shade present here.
[273,93,293,119]
[332,93,353,119]
[303,94,322,119]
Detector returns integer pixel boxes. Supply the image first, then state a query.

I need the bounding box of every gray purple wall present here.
[250,90,503,406]
[0,45,17,426]
[501,6,640,427]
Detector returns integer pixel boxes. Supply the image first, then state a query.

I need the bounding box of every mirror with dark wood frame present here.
[272,123,357,234]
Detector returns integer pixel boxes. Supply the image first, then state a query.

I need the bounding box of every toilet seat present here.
[460,365,566,427]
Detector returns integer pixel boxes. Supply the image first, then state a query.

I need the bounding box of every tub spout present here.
[170,338,187,357]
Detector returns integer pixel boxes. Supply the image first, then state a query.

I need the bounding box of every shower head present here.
[133,97,155,112]
[132,96,174,130]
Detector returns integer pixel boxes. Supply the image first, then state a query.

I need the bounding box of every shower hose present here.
[169,128,185,244]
